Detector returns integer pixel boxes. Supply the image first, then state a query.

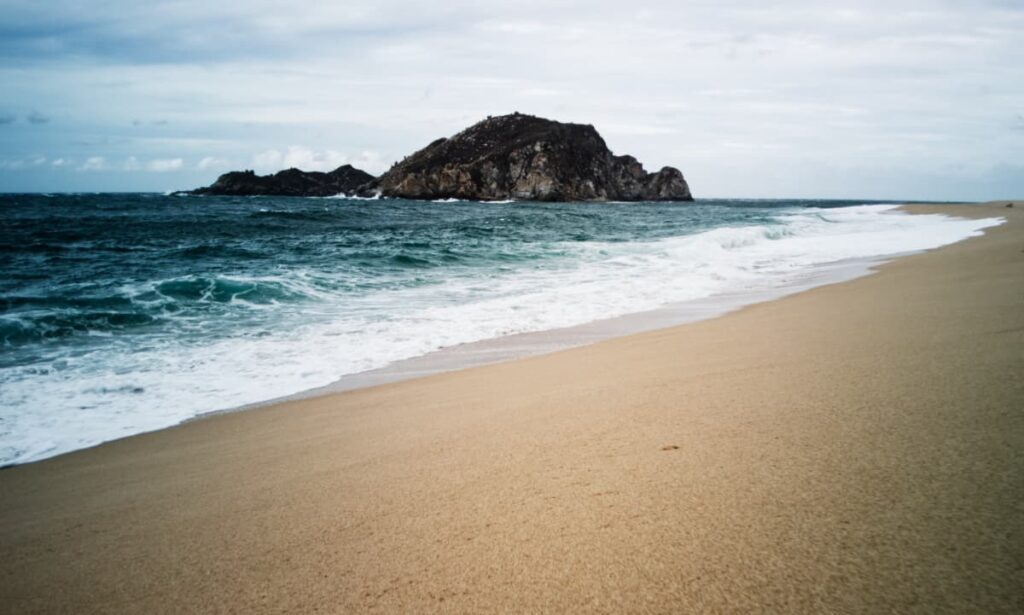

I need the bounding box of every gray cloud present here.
[0,0,1022,198]
[26,111,50,124]
[0,113,15,125]
[0,1,488,65]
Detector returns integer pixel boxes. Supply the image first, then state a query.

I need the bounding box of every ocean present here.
[0,194,1001,465]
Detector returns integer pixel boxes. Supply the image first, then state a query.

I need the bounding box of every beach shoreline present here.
[0,199,997,467]
[1,201,1021,613]
[222,251,890,415]
[176,203,1001,425]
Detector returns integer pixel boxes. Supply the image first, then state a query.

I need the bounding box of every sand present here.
[1,201,1021,614]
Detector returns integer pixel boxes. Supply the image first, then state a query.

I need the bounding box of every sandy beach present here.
[1,201,1021,613]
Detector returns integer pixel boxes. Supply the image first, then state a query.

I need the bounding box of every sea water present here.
[0,195,1002,464]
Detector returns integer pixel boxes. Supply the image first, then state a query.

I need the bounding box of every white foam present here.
[331,191,382,200]
[0,206,1003,465]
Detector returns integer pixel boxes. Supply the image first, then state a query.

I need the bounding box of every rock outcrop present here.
[188,165,374,197]
[182,114,693,201]
[365,113,692,201]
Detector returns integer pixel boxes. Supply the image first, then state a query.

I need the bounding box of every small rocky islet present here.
[184,113,693,202]
[187,165,375,197]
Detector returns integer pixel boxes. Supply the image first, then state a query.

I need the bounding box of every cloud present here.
[146,157,183,171]
[250,146,385,173]
[26,110,50,124]
[251,149,283,170]
[1,0,1022,197]
[123,156,184,171]
[253,146,344,172]
[0,113,15,125]
[347,150,385,174]
[79,156,108,171]
[197,156,229,170]
[280,146,347,172]
[0,155,48,169]
[0,1,489,64]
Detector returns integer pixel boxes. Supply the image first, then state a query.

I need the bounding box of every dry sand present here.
[1,201,1022,614]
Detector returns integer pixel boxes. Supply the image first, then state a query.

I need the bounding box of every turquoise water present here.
[0,194,1000,464]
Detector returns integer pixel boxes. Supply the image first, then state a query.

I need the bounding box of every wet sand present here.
[1,201,1021,613]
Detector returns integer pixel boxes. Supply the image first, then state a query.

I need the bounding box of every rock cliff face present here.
[366,113,692,201]
[189,165,374,197]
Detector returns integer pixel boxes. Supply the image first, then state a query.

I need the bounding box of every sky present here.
[0,0,1021,200]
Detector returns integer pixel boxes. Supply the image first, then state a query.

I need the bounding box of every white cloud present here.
[74,156,185,172]
[146,157,183,171]
[281,146,348,172]
[250,147,385,174]
[0,156,48,170]
[348,150,385,175]
[79,156,109,171]
[197,156,229,170]
[251,149,283,171]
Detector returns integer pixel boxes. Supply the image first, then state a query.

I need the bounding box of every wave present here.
[0,312,159,347]
[3,277,313,312]
[389,254,433,267]
[153,276,309,304]
[332,192,382,200]
[0,275,317,349]
[1,294,136,312]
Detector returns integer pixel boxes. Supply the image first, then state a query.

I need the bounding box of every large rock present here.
[189,165,374,197]
[365,113,692,201]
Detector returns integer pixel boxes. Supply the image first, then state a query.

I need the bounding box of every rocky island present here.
[185,113,693,201]
[186,165,374,197]
[367,113,692,201]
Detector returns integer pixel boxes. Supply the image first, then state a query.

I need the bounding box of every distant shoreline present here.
[0,190,981,204]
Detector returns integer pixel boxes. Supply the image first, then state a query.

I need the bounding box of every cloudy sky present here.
[1,0,1021,199]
